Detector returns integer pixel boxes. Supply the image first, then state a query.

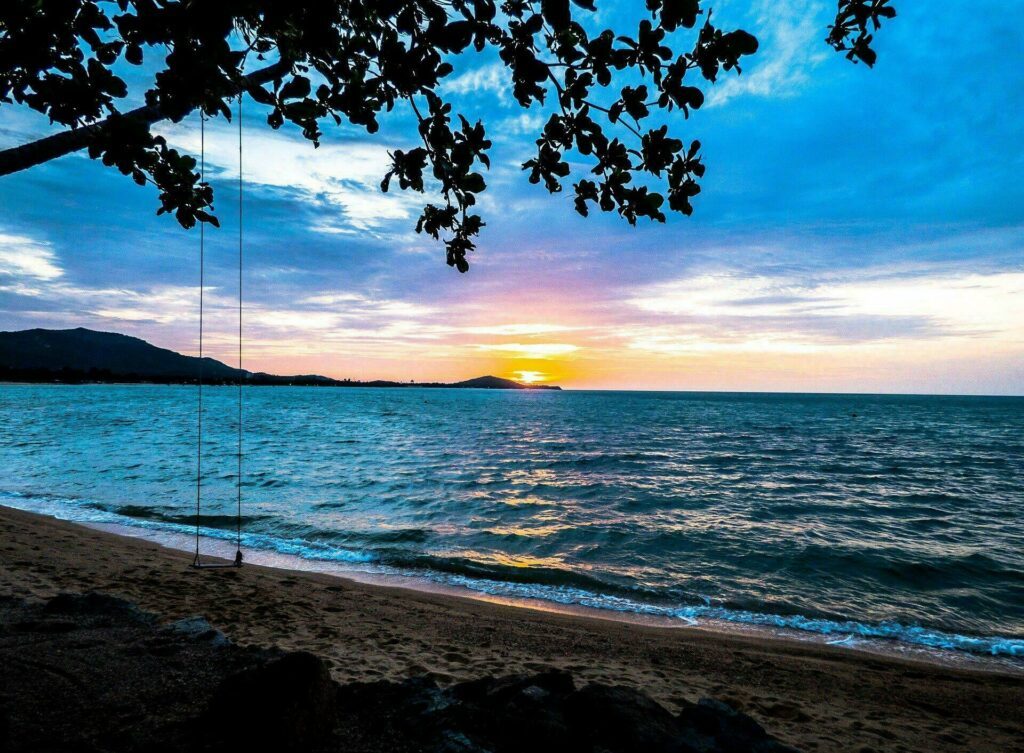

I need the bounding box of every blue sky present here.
[1,0,1022,393]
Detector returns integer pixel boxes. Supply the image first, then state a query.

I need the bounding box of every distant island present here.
[0,328,561,390]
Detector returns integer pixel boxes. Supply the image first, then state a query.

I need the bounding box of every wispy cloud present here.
[474,342,581,358]
[158,124,422,234]
[443,63,507,96]
[0,232,63,280]
[463,323,577,336]
[495,111,546,137]
[706,0,829,108]
[626,268,1024,354]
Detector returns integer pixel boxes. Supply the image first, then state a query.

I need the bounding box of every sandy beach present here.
[1,504,1021,753]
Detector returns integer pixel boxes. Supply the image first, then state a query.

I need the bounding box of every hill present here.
[0,327,241,381]
[0,328,561,390]
[448,375,566,390]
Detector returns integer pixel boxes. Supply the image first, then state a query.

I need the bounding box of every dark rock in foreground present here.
[205,651,337,753]
[1,591,798,753]
[331,668,799,753]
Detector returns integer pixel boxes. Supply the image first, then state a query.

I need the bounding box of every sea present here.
[2,384,1022,662]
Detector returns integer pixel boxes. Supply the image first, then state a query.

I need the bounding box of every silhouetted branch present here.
[0,61,288,177]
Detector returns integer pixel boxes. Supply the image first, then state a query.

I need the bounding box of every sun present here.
[512,370,547,384]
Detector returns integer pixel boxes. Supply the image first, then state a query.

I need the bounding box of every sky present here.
[1,0,1022,394]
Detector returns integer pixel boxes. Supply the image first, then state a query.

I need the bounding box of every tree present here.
[0,0,895,272]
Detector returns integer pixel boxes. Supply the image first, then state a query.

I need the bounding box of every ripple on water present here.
[1,386,1022,659]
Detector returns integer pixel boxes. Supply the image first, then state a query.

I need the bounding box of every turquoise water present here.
[2,384,1022,657]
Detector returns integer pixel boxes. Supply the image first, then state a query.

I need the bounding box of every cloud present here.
[443,63,507,96]
[0,232,63,280]
[0,267,456,361]
[158,124,422,234]
[629,273,808,318]
[625,268,1024,354]
[627,334,821,356]
[0,276,207,333]
[298,292,365,306]
[463,323,577,336]
[817,272,1024,338]
[234,292,441,338]
[495,111,546,137]
[706,0,829,108]
[474,342,580,358]
[87,286,203,325]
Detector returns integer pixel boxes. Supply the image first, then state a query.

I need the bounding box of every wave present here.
[433,575,1024,657]
[1,491,374,564]
[3,489,1021,660]
[84,502,273,529]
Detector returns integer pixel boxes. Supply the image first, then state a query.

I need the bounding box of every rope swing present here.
[192,93,245,570]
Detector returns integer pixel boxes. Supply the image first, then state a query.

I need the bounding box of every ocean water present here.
[2,384,1022,659]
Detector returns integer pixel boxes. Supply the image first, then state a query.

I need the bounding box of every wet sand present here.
[1,505,1021,753]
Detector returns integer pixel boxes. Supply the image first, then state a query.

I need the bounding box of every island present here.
[0,328,561,390]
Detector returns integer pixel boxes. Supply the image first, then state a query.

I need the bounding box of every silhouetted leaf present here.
[0,0,894,271]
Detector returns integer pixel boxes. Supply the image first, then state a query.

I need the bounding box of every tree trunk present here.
[0,61,289,177]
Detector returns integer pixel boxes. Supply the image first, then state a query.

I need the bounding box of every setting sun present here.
[512,370,547,384]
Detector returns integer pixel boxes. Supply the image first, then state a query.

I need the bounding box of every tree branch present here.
[0,60,290,177]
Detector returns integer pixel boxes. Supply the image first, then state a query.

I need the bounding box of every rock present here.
[43,592,153,624]
[163,616,231,647]
[444,671,577,752]
[564,683,682,753]
[336,677,457,753]
[12,618,77,633]
[676,697,801,753]
[451,668,575,704]
[339,675,451,726]
[0,699,9,753]
[8,592,803,753]
[335,670,800,753]
[203,651,336,753]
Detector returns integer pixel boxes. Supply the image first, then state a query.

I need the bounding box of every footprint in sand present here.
[758,701,812,723]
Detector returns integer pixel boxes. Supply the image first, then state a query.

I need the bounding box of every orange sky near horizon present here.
[163,268,1024,395]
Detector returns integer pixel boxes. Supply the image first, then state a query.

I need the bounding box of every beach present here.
[2,505,1021,753]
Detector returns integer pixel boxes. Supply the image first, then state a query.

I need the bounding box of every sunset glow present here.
[512,370,547,384]
[0,2,1020,394]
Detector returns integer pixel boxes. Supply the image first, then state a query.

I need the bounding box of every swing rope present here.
[235,91,244,559]
[193,95,245,569]
[193,110,205,566]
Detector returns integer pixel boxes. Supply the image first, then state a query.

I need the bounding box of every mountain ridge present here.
[0,328,561,390]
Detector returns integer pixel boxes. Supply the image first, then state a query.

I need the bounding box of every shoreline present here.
[4,494,1021,671]
[89,518,1023,674]
[2,504,1022,752]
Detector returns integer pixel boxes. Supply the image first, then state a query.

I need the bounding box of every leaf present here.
[541,0,571,32]
[726,30,759,55]
[439,20,475,52]
[279,76,311,100]
[125,44,143,65]
[248,86,275,106]
[659,0,701,31]
[462,173,486,192]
